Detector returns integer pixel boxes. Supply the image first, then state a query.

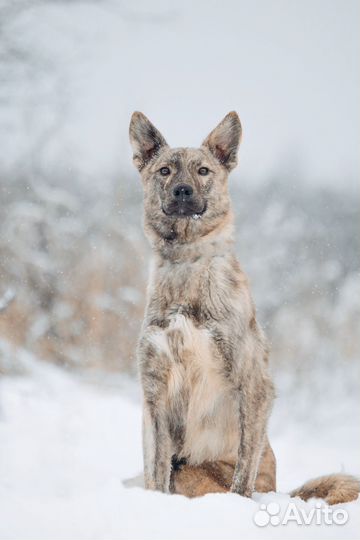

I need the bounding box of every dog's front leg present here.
[231,372,274,497]
[139,332,173,493]
[142,401,172,492]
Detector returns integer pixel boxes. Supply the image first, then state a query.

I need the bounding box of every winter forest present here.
[0,1,359,539]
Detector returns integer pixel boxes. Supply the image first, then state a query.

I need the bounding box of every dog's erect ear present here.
[202,112,242,171]
[129,112,168,171]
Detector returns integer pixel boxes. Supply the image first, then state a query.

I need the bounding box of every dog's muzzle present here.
[162,200,207,218]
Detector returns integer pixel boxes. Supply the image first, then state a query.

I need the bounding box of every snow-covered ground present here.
[0,350,359,540]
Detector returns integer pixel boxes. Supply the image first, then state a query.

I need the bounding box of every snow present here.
[0,289,16,313]
[0,2,358,537]
[0,350,359,540]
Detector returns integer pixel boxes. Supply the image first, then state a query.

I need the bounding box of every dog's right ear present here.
[129,112,168,171]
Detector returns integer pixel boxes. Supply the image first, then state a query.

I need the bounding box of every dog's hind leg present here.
[171,461,234,497]
[171,438,276,498]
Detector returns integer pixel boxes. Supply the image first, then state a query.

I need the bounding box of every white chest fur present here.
[148,314,239,465]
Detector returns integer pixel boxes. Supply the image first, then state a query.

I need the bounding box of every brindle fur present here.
[129,111,359,504]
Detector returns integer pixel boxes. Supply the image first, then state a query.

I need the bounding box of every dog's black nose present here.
[173,184,193,201]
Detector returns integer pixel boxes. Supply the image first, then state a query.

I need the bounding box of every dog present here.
[129,111,359,504]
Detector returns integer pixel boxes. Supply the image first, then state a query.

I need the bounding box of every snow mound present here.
[0,355,359,540]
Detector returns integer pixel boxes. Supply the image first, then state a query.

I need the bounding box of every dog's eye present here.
[198,167,209,176]
[159,167,171,176]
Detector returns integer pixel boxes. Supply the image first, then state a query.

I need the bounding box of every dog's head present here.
[129,111,242,244]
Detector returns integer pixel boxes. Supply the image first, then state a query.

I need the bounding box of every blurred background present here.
[0,3,360,535]
[0,0,359,409]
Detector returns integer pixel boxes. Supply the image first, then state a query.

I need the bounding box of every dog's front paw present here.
[230,482,252,498]
[144,477,157,491]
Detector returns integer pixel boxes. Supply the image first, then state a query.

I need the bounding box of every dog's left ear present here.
[202,112,242,171]
[129,111,168,171]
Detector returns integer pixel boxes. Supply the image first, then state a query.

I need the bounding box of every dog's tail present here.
[290,473,360,505]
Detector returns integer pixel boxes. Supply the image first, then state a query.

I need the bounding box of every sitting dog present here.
[129,111,359,504]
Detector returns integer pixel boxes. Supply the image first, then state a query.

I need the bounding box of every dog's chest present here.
[161,314,239,465]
